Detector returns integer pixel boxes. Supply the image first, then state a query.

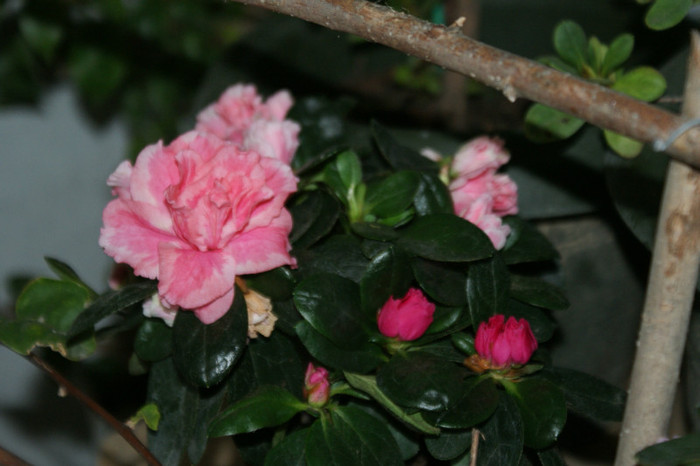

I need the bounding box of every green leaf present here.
[130,403,161,430]
[553,20,588,69]
[244,267,296,302]
[425,429,472,461]
[645,0,692,30]
[601,34,634,76]
[265,427,310,466]
[541,367,626,422]
[604,130,645,158]
[44,257,95,296]
[507,299,556,343]
[427,306,466,335]
[502,218,559,265]
[296,321,384,373]
[414,172,454,216]
[360,246,414,317]
[510,275,569,311]
[426,376,500,429]
[294,273,368,349]
[134,318,173,362]
[467,256,510,327]
[412,258,468,307]
[476,394,524,466]
[636,432,700,465]
[376,352,464,411]
[296,235,369,283]
[613,67,667,102]
[344,372,440,435]
[18,17,62,63]
[209,385,307,437]
[351,222,400,241]
[172,288,247,388]
[68,45,128,108]
[452,332,475,355]
[524,104,586,142]
[289,190,341,250]
[365,171,421,220]
[505,377,567,449]
[336,150,363,190]
[305,405,404,466]
[398,214,494,262]
[538,447,567,466]
[68,281,157,338]
[371,121,437,173]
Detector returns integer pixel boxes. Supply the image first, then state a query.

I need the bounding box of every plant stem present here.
[469,428,480,466]
[231,0,700,168]
[614,31,700,466]
[28,352,161,466]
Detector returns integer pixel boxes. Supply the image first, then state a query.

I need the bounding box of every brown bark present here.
[231,0,700,168]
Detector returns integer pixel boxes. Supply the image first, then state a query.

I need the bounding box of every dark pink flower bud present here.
[377,288,436,341]
[474,315,537,367]
[303,363,330,407]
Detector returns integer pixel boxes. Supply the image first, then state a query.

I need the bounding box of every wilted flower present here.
[474,314,538,368]
[377,288,436,341]
[303,363,330,407]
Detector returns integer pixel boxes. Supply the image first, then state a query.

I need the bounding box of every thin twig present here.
[230,0,700,169]
[27,352,161,466]
[470,428,480,466]
[614,31,700,466]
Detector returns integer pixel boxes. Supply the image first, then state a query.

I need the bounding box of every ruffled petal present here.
[193,288,235,324]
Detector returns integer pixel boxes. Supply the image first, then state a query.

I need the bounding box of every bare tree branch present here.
[230,0,700,168]
[614,31,700,466]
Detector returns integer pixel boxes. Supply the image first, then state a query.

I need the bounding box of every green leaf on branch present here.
[538,447,567,466]
[476,393,524,466]
[510,275,569,311]
[504,377,567,449]
[361,246,413,317]
[296,235,369,283]
[208,385,307,437]
[376,352,464,412]
[305,405,404,466]
[613,67,666,102]
[604,130,645,158]
[424,376,500,429]
[636,432,700,465]
[130,403,161,430]
[244,267,296,302]
[553,20,588,69]
[364,171,420,222]
[265,427,310,466]
[289,190,341,250]
[398,214,494,262]
[18,17,63,63]
[413,172,454,216]
[541,367,626,422]
[44,257,96,296]
[344,372,440,434]
[294,273,369,349]
[502,218,559,265]
[336,150,363,190]
[524,104,585,142]
[425,429,472,461]
[371,121,437,173]
[601,34,634,76]
[467,256,510,327]
[134,318,173,362]
[507,300,557,343]
[68,280,157,338]
[412,258,468,307]
[645,0,692,30]
[172,288,247,388]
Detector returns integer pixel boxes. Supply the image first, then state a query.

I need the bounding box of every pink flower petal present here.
[193,288,235,324]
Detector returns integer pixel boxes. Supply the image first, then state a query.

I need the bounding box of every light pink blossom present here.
[195,84,299,164]
[377,288,436,341]
[99,131,298,325]
[474,315,538,368]
[303,363,330,407]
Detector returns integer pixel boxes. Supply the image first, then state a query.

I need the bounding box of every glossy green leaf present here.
[44,257,95,295]
[209,385,307,437]
[507,299,556,343]
[524,104,586,142]
[296,321,384,373]
[265,427,310,466]
[587,36,606,73]
[426,376,500,429]
[510,275,569,311]
[360,246,413,317]
[351,222,400,241]
[294,273,368,349]
[376,352,463,411]
[16,278,91,332]
[601,34,634,75]
[398,214,494,262]
[613,67,666,102]
[553,20,588,69]
[365,171,420,220]
[636,432,700,465]
[305,405,403,466]
[244,267,296,302]
[505,377,567,449]
[412,258,468,307]
[541,367,626,422]
[130,403,161,430]
[296,235,369,283]
[538,447,567,466]
[289,190,341,250]
[172,288,247,388]
[336,150,363,189]
[134,318,173,362]
[502,218,559,265]
[604,130,644,158]
[467,256,510,327]
[427,306,466,335]
[371,121,437,173]
[414,172,454,216]
[452,332,475,355]
[344,372,440,435]
[476,394,523,466]
[68,281,157,338]
[645,0,692,30]
[425,429,472,461]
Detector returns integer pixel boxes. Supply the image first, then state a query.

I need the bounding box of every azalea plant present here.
[0,84,626,465]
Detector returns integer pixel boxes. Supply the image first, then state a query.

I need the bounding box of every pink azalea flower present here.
[377,288,436,341]
[99,131,298,325]
[474,315,538,368]
[303,363,330,407]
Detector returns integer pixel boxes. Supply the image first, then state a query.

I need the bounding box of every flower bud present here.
[474,315,537,368]
[303,363,330,407]
[377,288,436,341]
